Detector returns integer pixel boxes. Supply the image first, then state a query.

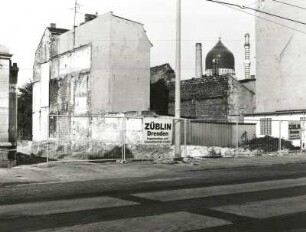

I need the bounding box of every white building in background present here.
[244,0,306,148]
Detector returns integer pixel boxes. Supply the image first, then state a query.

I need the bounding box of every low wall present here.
[32,115,174,160]
[0,143,16,168]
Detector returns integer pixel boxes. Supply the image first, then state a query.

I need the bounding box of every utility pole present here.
[175,0,182,159]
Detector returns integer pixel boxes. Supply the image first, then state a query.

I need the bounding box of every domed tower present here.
[205,38,235,76]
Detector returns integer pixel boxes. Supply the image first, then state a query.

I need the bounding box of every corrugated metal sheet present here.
[179,121,256,147]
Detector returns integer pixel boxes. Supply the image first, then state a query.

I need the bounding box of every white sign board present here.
[288,121,301,140]
[143,118,173,145]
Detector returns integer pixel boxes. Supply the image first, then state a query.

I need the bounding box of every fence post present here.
[184,118,187,157]
[236,115,239,148]
[122,116,126,161]
[56,114,59,148]
[47,139,49,167]
[279,120,282,151]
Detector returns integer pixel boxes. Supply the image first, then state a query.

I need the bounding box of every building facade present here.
[0,45,19,166]
[0,45,19,145]
[32,12,152,141]
[256,0,306,113]
[244,0,306,148]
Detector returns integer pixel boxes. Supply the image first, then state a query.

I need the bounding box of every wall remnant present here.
[167,74,255,120]
[32,12,152,156]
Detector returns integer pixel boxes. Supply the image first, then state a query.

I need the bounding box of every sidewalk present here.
[1,153,306,187]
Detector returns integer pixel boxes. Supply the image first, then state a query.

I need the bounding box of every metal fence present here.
[41,114,138,163]
[9,116,304,168]
[242,117,304,152]
[175,118,256,148]
[174,117,304,153]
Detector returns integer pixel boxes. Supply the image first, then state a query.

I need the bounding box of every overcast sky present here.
[0,0,256,87]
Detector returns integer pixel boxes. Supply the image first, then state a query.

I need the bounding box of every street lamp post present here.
[175,0,182,159]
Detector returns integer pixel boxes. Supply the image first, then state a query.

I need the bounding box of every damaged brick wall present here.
[168,76,229,119]
[168,100,196,118]
[167,75,255,120]
[150,63,175,84]
[228,77,255,117]
[49,73,92,140]
[195,98,228,120]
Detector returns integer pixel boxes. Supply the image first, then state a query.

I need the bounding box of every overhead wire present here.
[220,3,306,35]
[271,0,306,10]
[205,0,306,26]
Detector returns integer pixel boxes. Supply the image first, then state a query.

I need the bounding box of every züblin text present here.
[145,122,172,131]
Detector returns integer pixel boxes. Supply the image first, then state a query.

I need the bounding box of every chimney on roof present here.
[85,14,97,23]
[50,23,56,28]
[195,43,203,78]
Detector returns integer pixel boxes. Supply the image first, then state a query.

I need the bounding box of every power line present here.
[221,3,306,35]
[205,0,306,26]
[272,0,306,10]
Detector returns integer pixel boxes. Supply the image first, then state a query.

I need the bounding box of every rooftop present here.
[47,27,69,35]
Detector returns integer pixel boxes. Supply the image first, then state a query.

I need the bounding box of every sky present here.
[0,0,256,87]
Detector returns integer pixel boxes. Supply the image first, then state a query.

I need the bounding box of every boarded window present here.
[260,118,272,135]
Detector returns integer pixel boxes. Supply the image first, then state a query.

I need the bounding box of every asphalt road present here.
[1,163,306,231]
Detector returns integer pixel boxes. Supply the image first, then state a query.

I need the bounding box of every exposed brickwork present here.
[167,74,255,120]
[150,64,175,116]
[228,77,255,116]
[49,79,60,114]
[168,75,229,102]
[49,73,92,139]
[196,98,228,120]
[168,100,196,118]
[150,63,175,84]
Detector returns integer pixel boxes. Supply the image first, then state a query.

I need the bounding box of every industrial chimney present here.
[244,33,251,79]
[50,23,56,28]
[195,43,203,78]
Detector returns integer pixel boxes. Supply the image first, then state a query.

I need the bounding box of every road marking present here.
[133,177,306,201]
[140,177,191,182]
[0,196,138,218]
[213,195,306,218]
[37,211,231,232]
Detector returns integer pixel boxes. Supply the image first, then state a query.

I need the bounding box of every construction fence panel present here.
[242,118,304,153]
[176,119,257,148]
[47,115,127,160]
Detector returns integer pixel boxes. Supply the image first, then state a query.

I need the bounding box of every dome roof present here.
[205,38,235,70]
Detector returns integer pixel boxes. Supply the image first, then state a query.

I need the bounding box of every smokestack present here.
[50,23,56,28]
[244,33,251,79]
[195,43,203,78]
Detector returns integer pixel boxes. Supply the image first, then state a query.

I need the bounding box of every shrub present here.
[245,136,296,152]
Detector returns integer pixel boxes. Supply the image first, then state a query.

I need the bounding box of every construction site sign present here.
[288,121,301,140]
[143,118,173,145]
